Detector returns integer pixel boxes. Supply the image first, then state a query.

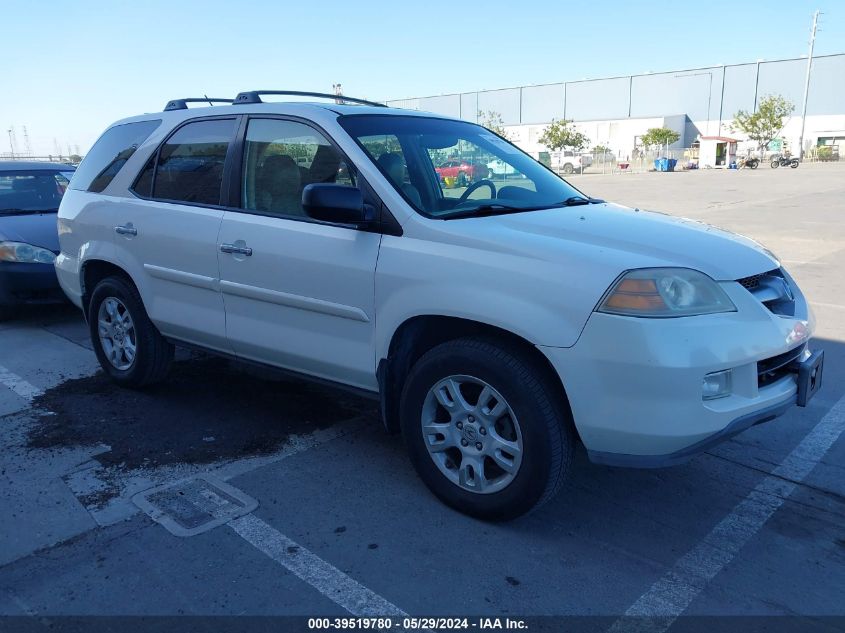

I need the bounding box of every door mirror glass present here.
[302,184,366,224]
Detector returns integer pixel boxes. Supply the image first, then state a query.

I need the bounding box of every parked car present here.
[486,158,522,179]
[549,150,592,174]
[56,93,823,520]
[435,159,489,186]
[0,161,75,320]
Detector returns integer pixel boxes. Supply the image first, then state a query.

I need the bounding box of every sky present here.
[3,0,843,156]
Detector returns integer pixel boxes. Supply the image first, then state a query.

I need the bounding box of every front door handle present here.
[220,243,253,256]
[115,223,137,236]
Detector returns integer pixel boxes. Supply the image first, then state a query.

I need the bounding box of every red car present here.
[435,159,489,186]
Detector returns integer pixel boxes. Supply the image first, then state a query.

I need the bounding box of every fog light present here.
[702,369,732,400]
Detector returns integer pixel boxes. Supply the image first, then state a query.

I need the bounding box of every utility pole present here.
[7,128,16,159]
[22,126,32,157]
[798,10,820,161]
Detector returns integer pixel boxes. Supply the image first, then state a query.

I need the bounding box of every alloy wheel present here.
[420,375,523,494]
[97,297,137,371]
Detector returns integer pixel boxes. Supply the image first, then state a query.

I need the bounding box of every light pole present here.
[798,10,820,161]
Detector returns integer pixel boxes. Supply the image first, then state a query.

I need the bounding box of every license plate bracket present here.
[794,349,824,407]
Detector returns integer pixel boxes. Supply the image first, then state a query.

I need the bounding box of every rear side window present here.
[69,120,161,193]
[142,118,237,206]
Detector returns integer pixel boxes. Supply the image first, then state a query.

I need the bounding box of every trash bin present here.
[654,158,677,172]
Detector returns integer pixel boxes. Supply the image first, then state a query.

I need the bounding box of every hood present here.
[0,212,60,252]
[463,203,778,281]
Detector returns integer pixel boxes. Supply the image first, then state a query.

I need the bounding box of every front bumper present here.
[539,280,817,467]
[0,261,64,307]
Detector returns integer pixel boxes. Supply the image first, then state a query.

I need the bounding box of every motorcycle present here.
[739,157,759,169]
[770,155,799,169]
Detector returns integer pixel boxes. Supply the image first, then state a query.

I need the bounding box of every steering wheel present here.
[457,179,496,204]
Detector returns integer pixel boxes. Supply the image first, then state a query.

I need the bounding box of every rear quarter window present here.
[69,119,162,193]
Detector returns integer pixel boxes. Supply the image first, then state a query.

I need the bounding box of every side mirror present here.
[302,184,368,224]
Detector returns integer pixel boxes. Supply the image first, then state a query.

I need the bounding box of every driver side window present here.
[241,118,354,218]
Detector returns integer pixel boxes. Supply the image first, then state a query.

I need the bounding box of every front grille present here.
[737,268,795,316]
[738,273,763,289]
[758,344,804,388]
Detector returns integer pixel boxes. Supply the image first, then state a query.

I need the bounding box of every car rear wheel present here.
[562,163,575,174]
[400,337,574,521]
[88,275,173,388]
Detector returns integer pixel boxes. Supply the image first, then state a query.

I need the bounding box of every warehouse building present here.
[385,54,845,161]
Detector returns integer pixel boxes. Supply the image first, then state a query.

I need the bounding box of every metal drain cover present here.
[132,476,258,537]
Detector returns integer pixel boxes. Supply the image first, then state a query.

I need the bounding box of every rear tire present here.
[88,275,173,388]
[400,337,574,521]
[771,160,780,169]
[790,160,799,169]
[562,163,575,174]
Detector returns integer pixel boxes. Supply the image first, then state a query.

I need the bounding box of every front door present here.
[217,117,381,390]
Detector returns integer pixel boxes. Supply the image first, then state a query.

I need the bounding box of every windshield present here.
[339,115,587,219]
[0,169,73,215]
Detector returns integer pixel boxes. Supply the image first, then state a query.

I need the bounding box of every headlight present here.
[0,241,57,264]
[598,268,736,317]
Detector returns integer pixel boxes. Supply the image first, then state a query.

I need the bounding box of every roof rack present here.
[163,97,235,112]
[233,90,386,108]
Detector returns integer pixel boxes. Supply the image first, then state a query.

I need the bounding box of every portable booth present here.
[698,136,738,168]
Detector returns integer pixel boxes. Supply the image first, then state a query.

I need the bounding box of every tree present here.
[640,127,680,150]
[538,119,588,152]
[478,110,511,140]
[731,95,794,157]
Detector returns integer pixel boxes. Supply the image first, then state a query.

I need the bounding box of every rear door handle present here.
[220,243,253,256]
[115,224,137,236]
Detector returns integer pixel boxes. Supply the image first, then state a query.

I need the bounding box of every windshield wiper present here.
[442,203,549,220]
[0,208,58,215]
[441,197,605,220]
[556,196,604,206]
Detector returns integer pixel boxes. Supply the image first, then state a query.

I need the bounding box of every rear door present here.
[217,117,381,390]
[116,117,239,352]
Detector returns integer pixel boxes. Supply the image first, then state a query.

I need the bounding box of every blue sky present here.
[3,0,842,155]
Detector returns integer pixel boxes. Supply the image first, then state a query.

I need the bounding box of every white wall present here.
[504,113,845,159]
[504,116,687,159]
[688,113,845,155]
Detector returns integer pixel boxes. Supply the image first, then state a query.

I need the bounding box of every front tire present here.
[400,337,574,521]
[771,160,780,168]
[88,275,173,388]
[562,163,575,174]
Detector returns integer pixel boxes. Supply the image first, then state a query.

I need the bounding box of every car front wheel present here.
[400,337,574,520]
[88,275,173,388]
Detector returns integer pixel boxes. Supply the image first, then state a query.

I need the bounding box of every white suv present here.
[56,91,823,520]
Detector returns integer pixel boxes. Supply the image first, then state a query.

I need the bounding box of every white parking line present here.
[0,364,43,401]
[811,301,845,311]
[230,513,407,617]
[609,391,845,633]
